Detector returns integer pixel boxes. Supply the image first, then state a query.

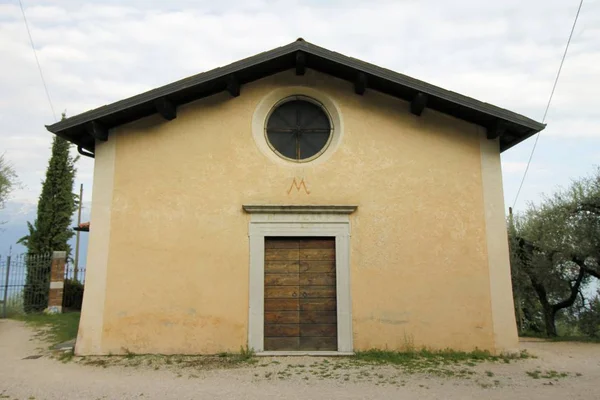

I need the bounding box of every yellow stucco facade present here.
[76,69,518,355]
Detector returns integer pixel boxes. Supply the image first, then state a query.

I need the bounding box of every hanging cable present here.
[18,0,57,122]
[512,0,584,209]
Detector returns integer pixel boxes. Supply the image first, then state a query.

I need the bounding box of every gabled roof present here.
[46,38,545,154]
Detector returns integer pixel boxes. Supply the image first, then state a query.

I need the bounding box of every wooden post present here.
[47,251,66,314]
[74,184,83,282]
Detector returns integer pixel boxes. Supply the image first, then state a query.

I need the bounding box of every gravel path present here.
[1,319,599,400]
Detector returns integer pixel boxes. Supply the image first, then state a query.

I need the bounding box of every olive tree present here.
[509,168,600,336]
[0,154,18,212]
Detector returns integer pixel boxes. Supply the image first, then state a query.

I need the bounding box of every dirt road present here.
[1,319,599,400]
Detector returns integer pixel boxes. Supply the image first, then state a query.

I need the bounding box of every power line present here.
[18,0,57,122]
[512,0,584,209]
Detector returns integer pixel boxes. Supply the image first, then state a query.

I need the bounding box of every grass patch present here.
[13,312,80,347]
[2,293,25,317]
[80,347,257,371]
[526,369,569,379]
[352,348,530,377]
[58,349,75,363]
[354,348,529,365]
[239,345,255,361]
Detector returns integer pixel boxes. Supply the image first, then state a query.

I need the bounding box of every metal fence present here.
[0,253,52,317]
[0,253,86,317]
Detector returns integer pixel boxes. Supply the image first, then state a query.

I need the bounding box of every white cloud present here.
[0,0,598,217]
[544,118,600,138]
[24,5,71,23]
[502,162,528,174]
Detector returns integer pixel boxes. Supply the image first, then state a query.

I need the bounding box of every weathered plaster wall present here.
[75,138,115,355]
[480,136,520,352]
[77,69,517,355]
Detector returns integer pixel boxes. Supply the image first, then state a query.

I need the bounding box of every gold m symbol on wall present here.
[287,177,310,195]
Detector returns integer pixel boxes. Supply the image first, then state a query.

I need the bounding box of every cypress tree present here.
[19,122,78,312]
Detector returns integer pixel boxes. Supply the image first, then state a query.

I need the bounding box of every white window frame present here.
[244,205,356,355]
[251,86,344,167]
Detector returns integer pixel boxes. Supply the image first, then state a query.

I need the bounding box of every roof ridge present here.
[47,39,544,153]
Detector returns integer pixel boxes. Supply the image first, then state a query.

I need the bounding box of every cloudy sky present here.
[0,0,598,224]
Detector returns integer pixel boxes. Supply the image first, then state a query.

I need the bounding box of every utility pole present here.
[73,184,83,282]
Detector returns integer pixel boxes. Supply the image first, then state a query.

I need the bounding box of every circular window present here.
[265,97,333,162]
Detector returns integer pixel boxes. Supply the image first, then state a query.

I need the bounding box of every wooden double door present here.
[264,237,337,351]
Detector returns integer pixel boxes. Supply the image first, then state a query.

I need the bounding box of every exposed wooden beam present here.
[354,72,367,95]
[488,120,507,140]
[154,97,177,121]
[226,75,240,97]
[295,51,306,76]
[410,92,428,116]
[85,121,108,141]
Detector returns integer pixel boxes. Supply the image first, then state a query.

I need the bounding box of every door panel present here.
[265,286,300,299]
[298,237,337,350]
[300,310,337,324]
[265,248,300,261]
[264,337,299,351]
[265,311,299,324]
[265,274,300,286]
[299,337,337,351]
[299,273,336,286]
[265,261,299,273]
[300,298,337,311]
[264,237,337,351]
[265,299,298,311]
[266,240,301,249]
[300,286,336,298]
[265,324,300,337]
[299,261,335,273]
[299,248,335,261]
[299,239,335,249]
[300,324,337,337]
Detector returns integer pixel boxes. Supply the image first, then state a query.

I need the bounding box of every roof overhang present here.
[46,39,545,154]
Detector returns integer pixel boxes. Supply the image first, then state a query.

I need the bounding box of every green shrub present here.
[3,292,25,317]
[15,312,80,346]
[63,279,84,311]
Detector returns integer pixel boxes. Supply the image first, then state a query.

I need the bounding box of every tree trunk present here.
[542,306,557,337]
[514,294,523,334]
[516,238,587,338]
